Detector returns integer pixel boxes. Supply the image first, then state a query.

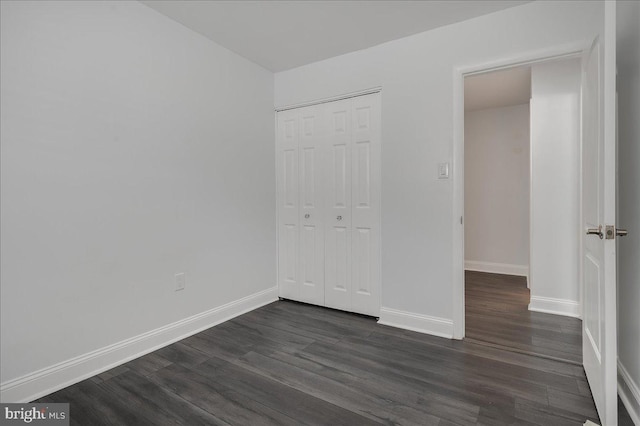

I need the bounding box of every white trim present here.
[0,286,278,403]
[274,87,382,112]
[452,40,591,341]
[618,359,640,425]
[378,307,453,339]
[275,110,281,306]
[529,96,534,293]
[602,4,619,425]
[452,62,465,340]
[464,260,529,278]
[528,295,580,318]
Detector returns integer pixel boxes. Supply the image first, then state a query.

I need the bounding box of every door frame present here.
[451,41,590,340]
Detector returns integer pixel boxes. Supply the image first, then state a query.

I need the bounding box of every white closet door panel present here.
[351,93,381,316]
[298,106,325,305]
[325,99,353,311]
[278,92,381,317]
[277,110,299,299]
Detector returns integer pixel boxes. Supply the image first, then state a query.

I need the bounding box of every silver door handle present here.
[337,215,342,221]
[604,225,628,239]
[586,225,603,239]
[304,214,310,219]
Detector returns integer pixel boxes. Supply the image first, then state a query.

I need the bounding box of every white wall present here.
[0,0,275,398]
[275,1,603,331]
[616,1,640,423]
[464,104,530,274]
[528,58,581,317]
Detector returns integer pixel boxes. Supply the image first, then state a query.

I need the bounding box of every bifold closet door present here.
[298,106,325,306]
[349,94,380,316]
[324,99,353,312]
[324,94,380,316]
[277,106,325,306]
[277,109,299,300]
[277,92,381,317]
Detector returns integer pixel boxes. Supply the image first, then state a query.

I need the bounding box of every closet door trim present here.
[275,87,382,112]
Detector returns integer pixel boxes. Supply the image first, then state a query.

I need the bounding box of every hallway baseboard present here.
[529,295,580,318]
[0,286,278,403]
[464,260,529,278]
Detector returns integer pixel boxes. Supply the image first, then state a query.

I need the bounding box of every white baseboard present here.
[378,307,453,339]
[528,295,580,318]
[618,359,640,425]
[464,260,529,278]
[0,286,278,403]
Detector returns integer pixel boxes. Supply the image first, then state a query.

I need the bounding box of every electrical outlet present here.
[175,273,185,291]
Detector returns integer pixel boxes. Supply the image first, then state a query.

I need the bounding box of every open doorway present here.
[462,57,583,364]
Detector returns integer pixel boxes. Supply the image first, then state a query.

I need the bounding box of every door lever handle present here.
[604,225,629,239]
[586,225,603,239]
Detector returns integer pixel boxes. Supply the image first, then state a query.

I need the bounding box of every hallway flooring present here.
[464,270,634,425]
[465,271,582,364]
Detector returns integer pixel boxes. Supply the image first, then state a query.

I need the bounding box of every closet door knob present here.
[304,214,310,219]
[337,215,342,221]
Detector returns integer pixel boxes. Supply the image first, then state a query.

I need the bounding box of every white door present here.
[277,92,381,318]
[324,99,353,312]
[298,106,325,306]
[350,94,381,316]
[277,110,300,300]
[581,8,618,424]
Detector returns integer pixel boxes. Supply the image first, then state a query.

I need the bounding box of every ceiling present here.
[464,66,531,112]
[141,1,532,72]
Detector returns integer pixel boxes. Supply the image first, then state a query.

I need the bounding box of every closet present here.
[276,92,381,317]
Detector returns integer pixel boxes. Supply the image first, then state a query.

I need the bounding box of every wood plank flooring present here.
[35,294,635,425]
[465,271,582,364]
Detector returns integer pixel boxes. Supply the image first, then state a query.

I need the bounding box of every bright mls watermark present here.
[0,404,69,426]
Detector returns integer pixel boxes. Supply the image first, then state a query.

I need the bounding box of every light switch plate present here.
[438,162,450,179]
[175,273,185,291]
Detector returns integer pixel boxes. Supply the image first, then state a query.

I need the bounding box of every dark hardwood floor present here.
[465,271,582,364]
[35,297,634,425]
[464,271,634,425]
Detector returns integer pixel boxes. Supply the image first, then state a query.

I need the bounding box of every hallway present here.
[465,271,582,364]
[465,270,635,425]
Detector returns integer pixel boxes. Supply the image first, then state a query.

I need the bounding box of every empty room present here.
[1,1,639,426]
